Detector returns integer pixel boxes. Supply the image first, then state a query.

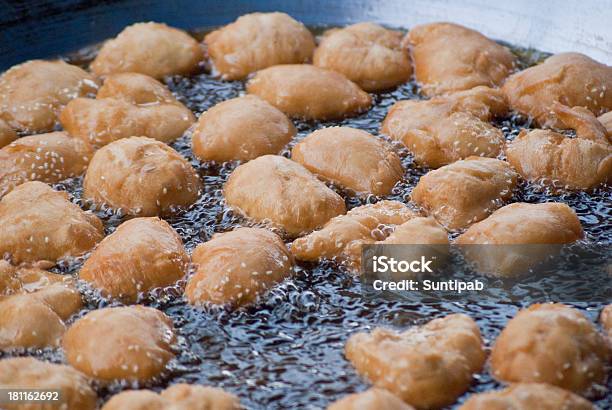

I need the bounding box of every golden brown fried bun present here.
[459,383,596,410]
[490,304,610,395]
[0,181,104,267]
[186,227,293,308]
[63,305,176,382]
[192,95,295,162]
[381,86,507,168]
[0,60,97,133]
[0,357,96,410]
[91,22,203,79]
[314,22,412,92]
[0,131,93,199]
[224,155,346,237]
[80,217,188,301]
[292,127,403,196]
[411,157,517,230]
[404,22,516,96]
[246,64,371,120]
[205,12,315,80]
[60,72,195,148]
[502,53,612,127]
[328,388,415,410]
[83,137,201,216]
[345,314,485,409]
[0,119,16,148]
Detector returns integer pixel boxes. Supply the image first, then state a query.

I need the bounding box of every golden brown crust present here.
[600,304,612,340]
[328,388,415,410]
[0,119,16,148]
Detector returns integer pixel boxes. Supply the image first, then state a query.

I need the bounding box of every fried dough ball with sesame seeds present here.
[0,182,104,267]
[600,304,612,340]
[0,60,98,133]
[186,227,293,308]
[502,53,612,128]
[403,22,517,97]
[313,23,412,92]
[292,127,404,196]
[83,137,201,217]
[60,73,195,148]
[381,86,507,168]
[328,388,415,410]
[345,314,485,409]
[79,217,188,302]
[0,119,16,148]
[246,65,371,120]
[224,155,346,237]
[192,95,295,162]
[0,131,93,199]
[490,304,610,395]
[0,357,97,410]
[205,12,315,80]
[459,383,596,410]
[91,22,203,79]
[411,157,517,230]
[63,305,176,382]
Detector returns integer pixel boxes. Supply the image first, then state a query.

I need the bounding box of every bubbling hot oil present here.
[0,27,609,409]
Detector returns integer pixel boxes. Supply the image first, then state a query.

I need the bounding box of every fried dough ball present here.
[550,102,610,144]
[328,388,415,410]
[186,228,293,308]
[91,22,203,79]
[83,137,201,216]
[246,65,371,120]
[80,217,188,301]
[0,131,93,199]
[0,119,16,148]
[490,304,610,395]
[313,23,412,92]
[502,53,612,127]
[60,72,195,148]
[102,384,241,410]
[63,305,176,382]
[224,155,346,237]
[0,60,98,133]
[404,22,516,97]
[0,181,104,267]
[600,304,612,340]
[345,314,485,409]
[291,200,416,262]
[381,86,507,168]
[192,95,295,162]
[598,111,612,135]
[459,383,596,410]
[411,157,517,230]
[205,12,315,80]
[292,127,403,196]
[0,357,97,410]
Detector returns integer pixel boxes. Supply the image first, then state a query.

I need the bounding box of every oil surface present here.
[1,27,611,409]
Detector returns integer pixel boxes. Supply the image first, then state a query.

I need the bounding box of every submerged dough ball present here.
[490,304,610,395]
[0,131,93,199]
[84,136,201,216]
[0,119,16,148]
[502,53,612,128]
[328,388,415,410]
[0,181,104,266]
[314,22,412,92]
[224,155,346,237]
[247,64,371,120]
[411,157,517,230]
[459,383,596,410]
[80,217,188,301]
[91,22,203,79]
[205,12,315,80]
[292,127,403,196]
[192,95,295,162]
[63,305,176,382]
[346,314,485,409]
[381,86,507,168]
[186,227,293,308]
[0,60,97,133]
[0,357,96,410]
[404,22,516,96]
[61,73,195,148]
